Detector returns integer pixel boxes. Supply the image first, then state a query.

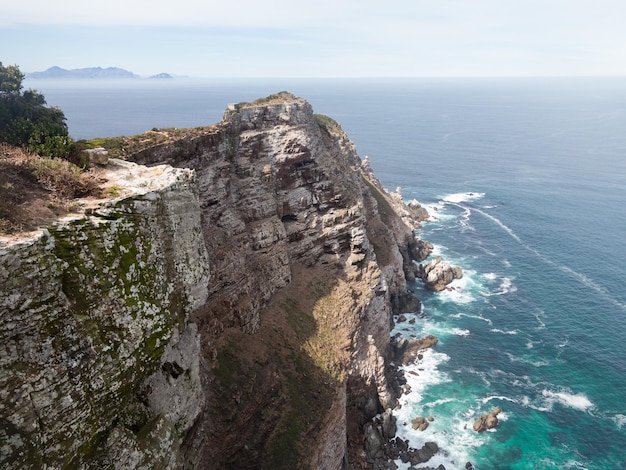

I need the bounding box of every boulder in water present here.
[473,407,502,432]
[417,256,463,291]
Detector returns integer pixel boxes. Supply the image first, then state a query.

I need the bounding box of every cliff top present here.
[0,143,192,247]
[232,91,303,108]
[0,92,331,243]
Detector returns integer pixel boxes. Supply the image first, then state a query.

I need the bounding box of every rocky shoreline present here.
[358,329,446,470]
[359,239,477,469]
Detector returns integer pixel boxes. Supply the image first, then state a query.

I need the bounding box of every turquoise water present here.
[27,77,626,469]
[355,80,626,469]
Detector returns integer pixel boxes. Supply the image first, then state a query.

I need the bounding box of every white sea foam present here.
[398,349,451,403]
[481,395,519,405]
[439,285,476,304]
[428,243,444,257]
[541,389,594,412]
[521,396,551,413]
[425,204,457,223]
[442,192,485,203]
[482,276,516,296]
[533,309,546,330]
[505,352,549,367]
[459,207,475,232]
[438,272,479,304]
[392,348,487,469]
[557,337,569,349]
[472,207,523,244]
[490,328,518,335]
[498,277,516,294]
[423,397,456,407]
[559,265,626,312]
[450,312,493,325]
[564,459,589,469]
[394,401,484,470]
[453,328,471,336]
[482,272,498,280]
[612,414,626,428]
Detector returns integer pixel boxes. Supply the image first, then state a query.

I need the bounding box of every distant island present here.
[148,72,173,79]
[27,66,175,80]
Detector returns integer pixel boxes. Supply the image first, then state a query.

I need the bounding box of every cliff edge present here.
[0,92,432,469]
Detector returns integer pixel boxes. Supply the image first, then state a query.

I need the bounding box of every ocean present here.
[26,77,626,469]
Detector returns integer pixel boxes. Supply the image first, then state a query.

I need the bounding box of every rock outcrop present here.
[0,92,430,469]
[392,333,439,365]
[417,255,463,291]
[473,407,502,432]
[0,161,209,468]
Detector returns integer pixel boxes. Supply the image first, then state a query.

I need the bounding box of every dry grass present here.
[0,143,103,234]
[78,125,217,159]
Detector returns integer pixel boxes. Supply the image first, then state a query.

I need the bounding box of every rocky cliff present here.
[0,92,432,469]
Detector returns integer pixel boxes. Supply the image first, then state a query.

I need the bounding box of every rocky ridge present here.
[1,92,450,469]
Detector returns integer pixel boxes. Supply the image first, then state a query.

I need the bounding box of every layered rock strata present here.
[1,92,434,469]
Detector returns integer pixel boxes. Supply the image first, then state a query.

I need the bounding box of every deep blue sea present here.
[26,77,626,469]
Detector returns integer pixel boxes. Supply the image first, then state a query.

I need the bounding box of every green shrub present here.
[0,62,75,158]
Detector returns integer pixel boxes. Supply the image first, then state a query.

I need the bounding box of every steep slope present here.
[131,92,431,469]
[0,92,431,469]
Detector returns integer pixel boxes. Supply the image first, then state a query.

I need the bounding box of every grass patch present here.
[105,185,122,198]
[314,114,341,135]
[248,91,297,106]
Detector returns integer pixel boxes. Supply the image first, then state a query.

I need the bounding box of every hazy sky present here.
[2,0,626,77]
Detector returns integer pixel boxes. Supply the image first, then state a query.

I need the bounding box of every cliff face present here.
[0,93,429,469]
[0,163,210,468]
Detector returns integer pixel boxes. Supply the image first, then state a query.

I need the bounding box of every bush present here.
[30,156,100,199]
[0,62,75,158]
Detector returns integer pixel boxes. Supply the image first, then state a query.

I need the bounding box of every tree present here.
[0,62,74,158]
[0,62,24,95]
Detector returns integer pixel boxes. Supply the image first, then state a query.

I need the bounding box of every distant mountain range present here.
[27,66,173,79]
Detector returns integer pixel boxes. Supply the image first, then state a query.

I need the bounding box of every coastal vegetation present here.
[0,62,74,158]
[0,62,103,234]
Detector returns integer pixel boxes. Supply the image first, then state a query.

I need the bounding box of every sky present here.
[2,0,626,78]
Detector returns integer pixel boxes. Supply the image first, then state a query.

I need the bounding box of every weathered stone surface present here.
[364,422,386,461]
[82,147,109,165]
[393,334,439,365]
[381,408,397,440]
[398,441,439,466]
[411,416,430,431]
[0,162,210,469]
[473,407,502,432]
[417,255,463,291]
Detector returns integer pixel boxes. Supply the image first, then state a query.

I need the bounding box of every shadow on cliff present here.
[184,264,357,470]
